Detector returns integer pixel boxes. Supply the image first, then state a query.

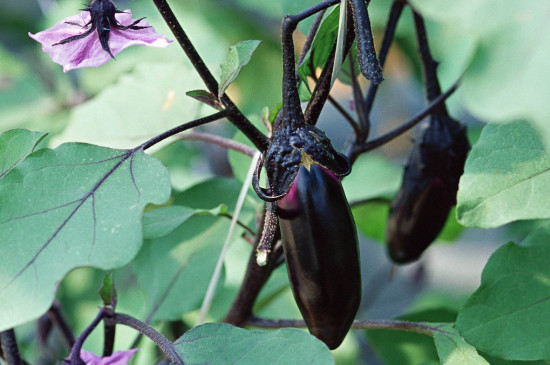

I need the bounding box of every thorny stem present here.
[220,213,256,235]
[140,111,228,151]
[179,131,256,157]
[47,301,76,350]
[151,0,269,151]
[413,11,446,112]
[347,79,459,160]
[113,313,184,365]
[362,0,405,140]
[67,309,105,365]
[102,309,115,357]
[246,317,451,337]
[1,329,24,365]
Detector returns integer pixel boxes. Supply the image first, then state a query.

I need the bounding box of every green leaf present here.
[143,204,227,239]
[455,241,550,360]
[0,143,170,331]
[433,324,489,365]
[457,121,550,228]
[174,323,333,364]
[135,215,229,322]
[0,129,47,179]
[218,40,262,100]
[98,272,117,308]
[186,90,224,111]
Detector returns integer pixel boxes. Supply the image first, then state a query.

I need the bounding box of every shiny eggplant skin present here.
[277,164,361,350]
[386,115,470,264]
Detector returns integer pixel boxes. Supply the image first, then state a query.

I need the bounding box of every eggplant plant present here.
[5,0,548,364]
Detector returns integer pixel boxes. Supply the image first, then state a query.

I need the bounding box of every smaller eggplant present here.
[386,115,470,264]
[278,163,361,350]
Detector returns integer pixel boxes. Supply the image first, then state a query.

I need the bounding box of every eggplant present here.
[386,115,470,264]
[277,164,361,350]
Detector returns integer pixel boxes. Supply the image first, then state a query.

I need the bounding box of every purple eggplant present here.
[386,115,470,264]
[277,164,361,350]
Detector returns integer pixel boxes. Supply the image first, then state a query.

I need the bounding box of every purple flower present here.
[79,349,138,365]
[29,0,171,72]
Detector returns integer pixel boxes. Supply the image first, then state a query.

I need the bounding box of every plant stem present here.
[347,78,459,160]
[114,313,184,365]
[179,131,256,156]
[328,94,361,136]
[67,309,105,365]
[151,0,269,151]
[349,54,369,137]
[413,10,447,114]
[1,329,24,365]
[246,316,452,336]
[102,309,115,357]
[140,111,227,151]
[362,0,405,139]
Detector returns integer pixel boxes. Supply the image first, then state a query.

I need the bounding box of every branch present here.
[362,0,405,140]
[114,313,183,365]
[328,94,361,136]
[347,78,459,160]
[151,0,269,151]
[246,316,452,336]
[67,309,105,365]
[413,10,443,106]
[140,111,228,151]
[179,131,256,157]
[1,330,24,365]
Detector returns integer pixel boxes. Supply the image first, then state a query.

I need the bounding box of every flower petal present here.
[29,10,171,72]
[79,349,139,365]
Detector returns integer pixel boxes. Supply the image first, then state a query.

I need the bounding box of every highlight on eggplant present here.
[386,114,470,264]
[277,163,361,350]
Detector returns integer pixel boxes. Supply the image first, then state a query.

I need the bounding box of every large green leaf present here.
[0,143,170,331]
[409,0,550,145]
[0,129,46,179]
[134,215,230,322]
[433,324,489,365]
[457,121,550,228]
[174,323,333,364]
[456,240,550,360]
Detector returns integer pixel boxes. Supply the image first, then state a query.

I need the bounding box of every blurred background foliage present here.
[1,0,546,364]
